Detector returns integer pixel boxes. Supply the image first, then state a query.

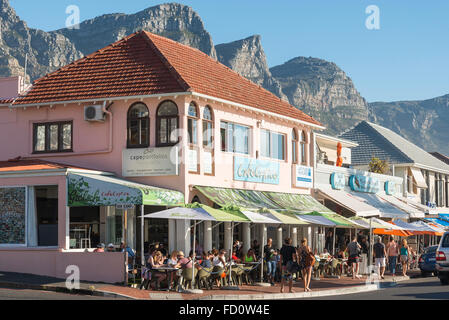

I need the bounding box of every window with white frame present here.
[260,129,286,161]
[220,121,250,155]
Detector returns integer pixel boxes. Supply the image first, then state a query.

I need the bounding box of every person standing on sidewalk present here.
[345,236,362,279]
[400,239,411,277]
[386,236,399,276]
[264,238,278,286]
[373,236,387,279]
[280,238,296,293]
[298,238,314,292]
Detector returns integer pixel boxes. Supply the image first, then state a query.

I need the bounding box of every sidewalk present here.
[0,270,418,300]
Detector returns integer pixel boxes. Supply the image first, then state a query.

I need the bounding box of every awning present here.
[425,218,449,228]
[348,192,409,219]
[394,196,437,215]
[194,186,335,214]
[349,217,386,229]
[296,215,336,227]
[378,194,425,218]
[317,188,380,217]
[440,214,449,221]
[240,210,282,224]
[410,221,445,236]
[391,219,429,235]
[67,173,184,207]
[263,209,310,225]
[194,186,279,210]
[263,191,334,214]
[142,206,217,221]
[298,211,361,228]
[410,167,428,189]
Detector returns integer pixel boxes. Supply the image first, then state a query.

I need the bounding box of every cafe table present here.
[153,266,180,291]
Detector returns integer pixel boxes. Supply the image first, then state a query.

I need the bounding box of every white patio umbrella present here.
[143,205,218,292]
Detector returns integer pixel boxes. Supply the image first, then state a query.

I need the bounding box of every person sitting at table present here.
[251,240,260,258]
[231,251,241,263]
[177,251,193,269]
[94,243,105,253]
[106,243,115,252]
[200,251,212,268]
[320,249,332,261]
[148,250,168,290]
[212,249,227,288]
[166,250,180,289]
[243,249,257,263]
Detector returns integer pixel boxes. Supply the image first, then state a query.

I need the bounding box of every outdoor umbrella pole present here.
[229,221,233,286]
[369,218,373,271]
[141,205,144,267]
[260,224,264,283]
[333,227,336,256]
[124,209,128,286]
[192,220,197,288]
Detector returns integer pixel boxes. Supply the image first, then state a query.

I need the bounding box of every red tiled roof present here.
[0,98,14,105]
[14,31,322,127]
[0,159,97,173]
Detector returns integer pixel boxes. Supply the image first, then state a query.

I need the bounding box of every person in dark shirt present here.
[280,238,297,293]
[264,238,278,285]
[373,236,387,279]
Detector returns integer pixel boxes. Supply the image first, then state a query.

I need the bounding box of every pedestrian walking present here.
[345,236,362,279]
[280,238,296,293]
[386,236,399,276]
[298,238,314,292]
[400,239,411,276]
[373,236,387,279]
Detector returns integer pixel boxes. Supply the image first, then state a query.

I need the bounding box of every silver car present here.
[436,232,449,285]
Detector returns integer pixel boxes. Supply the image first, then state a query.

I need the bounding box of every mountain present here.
[0,1,216,82]
[270,57,369,135]
[368,94,449,155]
[215,35,287,101]
[0,0,83,82]
[52,3,217,60]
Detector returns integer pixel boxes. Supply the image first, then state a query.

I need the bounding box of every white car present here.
[436,231,449,285]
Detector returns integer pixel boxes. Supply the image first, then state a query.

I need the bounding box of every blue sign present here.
[349,175,380,193]
[295,165,313,188]
[234,157,280,185]
[385,181,396,195]
[330,173,346,190]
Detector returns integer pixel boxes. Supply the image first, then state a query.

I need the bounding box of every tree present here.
[368,157,390,174]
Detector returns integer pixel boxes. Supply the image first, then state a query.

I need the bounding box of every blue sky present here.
[9,0,449,102]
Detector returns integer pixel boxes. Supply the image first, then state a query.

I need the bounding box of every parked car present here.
[436,232,449,285]
[418,245,438,277]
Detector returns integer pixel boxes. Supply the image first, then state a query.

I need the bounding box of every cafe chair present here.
[181,268,198,290]
[197,267,213,290]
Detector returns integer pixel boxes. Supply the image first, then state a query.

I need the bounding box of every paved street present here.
[0,287,126,300]
[301,276,449,300]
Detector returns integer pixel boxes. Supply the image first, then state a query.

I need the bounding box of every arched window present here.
[127,103,149,148]
[292,129,298,164]
[187,102,198,145]
[300,131,307,164]
[203,106,214,149]
[156,100,179,146]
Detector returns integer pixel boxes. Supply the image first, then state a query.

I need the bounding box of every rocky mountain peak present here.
[216,35,288,101]
[53,2,217,59]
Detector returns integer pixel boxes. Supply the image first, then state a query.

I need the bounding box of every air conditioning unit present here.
[84,105,105,122]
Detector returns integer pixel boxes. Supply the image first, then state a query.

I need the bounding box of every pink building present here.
[0,31,325,283]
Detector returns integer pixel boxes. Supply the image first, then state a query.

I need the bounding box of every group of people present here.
[373,236,415,278]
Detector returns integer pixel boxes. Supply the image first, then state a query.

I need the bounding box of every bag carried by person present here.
[287,260,300,274]
[305,251,316,267]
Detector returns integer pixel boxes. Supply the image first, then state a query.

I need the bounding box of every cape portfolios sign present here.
[122,147,179,177]
[349,175,380,193]
[234,157,280,185]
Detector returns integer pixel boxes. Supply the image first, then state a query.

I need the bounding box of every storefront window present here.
[0,187,26,245]
[69,207,100,249]
[127,103,149,148]
[220,121,250,155]
[260,129,285,160]
[187,102,198,145]
[33,121,73,153]
[203,106,214,149]
[156,100,179,146]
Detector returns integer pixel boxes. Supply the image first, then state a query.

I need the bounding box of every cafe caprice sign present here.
[234,157,280,185]
[122,147,179,177]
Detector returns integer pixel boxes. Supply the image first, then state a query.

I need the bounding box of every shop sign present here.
[116,204,135,210]
[234,157,280,185]
[349,175,380,193]
[385,181,396,195]
[330,172,346,190]
[295,165,313,188]
[122,147,179,177]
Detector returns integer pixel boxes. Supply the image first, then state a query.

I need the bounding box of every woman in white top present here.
[212,249,227,288]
